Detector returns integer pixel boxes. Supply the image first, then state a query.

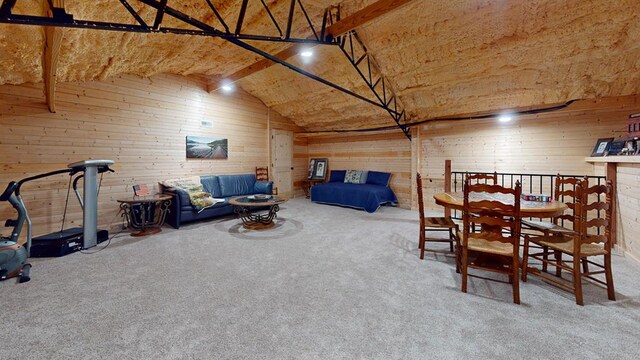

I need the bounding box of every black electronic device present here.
[606,140,626,156]
[30,227,109,258]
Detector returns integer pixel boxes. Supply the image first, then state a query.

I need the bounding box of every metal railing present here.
[450,171,606,223]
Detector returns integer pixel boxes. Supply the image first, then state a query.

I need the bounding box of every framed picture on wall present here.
[591,137,613,157]
[310,158,328,180]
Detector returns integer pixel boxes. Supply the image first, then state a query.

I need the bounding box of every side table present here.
[301,179,323,198]
[117,194,172,236]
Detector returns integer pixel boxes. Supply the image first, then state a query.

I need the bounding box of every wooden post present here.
[605,162,617,245]
[444,159,452,217]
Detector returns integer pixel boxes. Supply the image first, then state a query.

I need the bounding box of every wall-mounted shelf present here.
[585,156,640,164]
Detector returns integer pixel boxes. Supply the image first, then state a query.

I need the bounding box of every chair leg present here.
[512,255,520,305]
[455,232,461,274]
[604,253,616,301]
[573,255,584,306]
[461,246,469,293]
[542,246,549,272]
[522,236,530,282]
[419,230,426,260]
[554,250,562,277]
[582,257,589,274]
[449,228,454,252]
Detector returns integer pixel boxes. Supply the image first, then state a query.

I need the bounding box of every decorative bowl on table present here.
[248,194,271,201]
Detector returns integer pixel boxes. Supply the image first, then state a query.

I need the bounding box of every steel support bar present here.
[0,0,411,139]
[226,37,390,112]
[337,30,410,139]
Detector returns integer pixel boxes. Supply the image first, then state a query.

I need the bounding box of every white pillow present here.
[344,170,364,184]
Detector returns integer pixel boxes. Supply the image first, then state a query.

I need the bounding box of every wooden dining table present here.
[433,192,568,218]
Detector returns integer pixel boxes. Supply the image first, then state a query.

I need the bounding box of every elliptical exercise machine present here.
[0,160,114,283]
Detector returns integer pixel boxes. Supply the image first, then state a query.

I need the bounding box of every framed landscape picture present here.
[186,136,228,159]
[591,137,613,157]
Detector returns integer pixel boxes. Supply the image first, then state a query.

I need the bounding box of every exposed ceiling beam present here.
[209,0,413,91]
[325,0,412,37]
[43,0,64,113]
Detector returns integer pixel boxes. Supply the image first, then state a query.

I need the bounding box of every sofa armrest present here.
[254,181,273,195]
[162,188,189,229]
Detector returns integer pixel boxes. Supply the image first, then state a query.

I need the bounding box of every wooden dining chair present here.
[522,181,615,305]
[466,171,498,185]
[256,166,277,195]
[465,171,498,232]
[459,179,522,304]
[417,173,458,263]
[521,175,585,274]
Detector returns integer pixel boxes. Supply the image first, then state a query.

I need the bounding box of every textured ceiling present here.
[0,0,639,132]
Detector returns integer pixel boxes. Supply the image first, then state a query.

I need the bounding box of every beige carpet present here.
[1,198,639,359]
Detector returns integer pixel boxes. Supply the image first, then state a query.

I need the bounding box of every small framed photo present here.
[591,137,613,157]
[310,158,328,180]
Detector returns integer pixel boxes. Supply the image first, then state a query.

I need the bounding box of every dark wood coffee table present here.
[228,195,288,230]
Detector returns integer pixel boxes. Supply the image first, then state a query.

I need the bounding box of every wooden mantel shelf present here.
[585,156,640,163]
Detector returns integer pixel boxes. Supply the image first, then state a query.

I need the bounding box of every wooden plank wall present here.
[615,164,640,262]
[307,131,412,208]
[416,95,640,260]
[0,73,304,239]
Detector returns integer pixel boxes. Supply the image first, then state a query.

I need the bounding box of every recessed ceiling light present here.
[300,50,313,58]
[220,82,234,93]
[498,114,513,123]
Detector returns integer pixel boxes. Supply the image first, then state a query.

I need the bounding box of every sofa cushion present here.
[200,175,222,197]
[366,171,392,187]
[254,180,273,194]
[218,174,256,197]
[344,170,365,184]
[329,170,346,183]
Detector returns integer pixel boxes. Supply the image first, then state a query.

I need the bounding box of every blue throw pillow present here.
[329,170,346,183]
[366,171,391,186]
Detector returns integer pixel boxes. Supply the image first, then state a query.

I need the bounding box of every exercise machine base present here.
[30,227,109,257]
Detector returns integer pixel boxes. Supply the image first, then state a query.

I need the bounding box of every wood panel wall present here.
[415,95,640,260]
[0,73,304,239]
[307,131,412,208]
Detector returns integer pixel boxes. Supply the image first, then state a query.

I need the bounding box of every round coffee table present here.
[228,195,287,230]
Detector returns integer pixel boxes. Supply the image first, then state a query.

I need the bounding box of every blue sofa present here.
[310,170,398,213]
[162,174,272,229]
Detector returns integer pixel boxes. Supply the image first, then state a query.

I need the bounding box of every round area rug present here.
[214,216,304,240]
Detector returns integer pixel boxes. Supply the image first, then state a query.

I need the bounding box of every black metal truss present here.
[336,29,411,140]
[0,0,331,44]
[0,0,412,140]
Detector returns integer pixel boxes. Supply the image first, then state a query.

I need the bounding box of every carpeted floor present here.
[2,198,640,359]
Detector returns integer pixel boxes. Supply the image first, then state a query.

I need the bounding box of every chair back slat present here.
[584,234,607,244]
[462,179,522,249]
[473,216,514,229]
[577,180,613,248]
[585,218,608,228]
[465,171,498,185]
[552,175,587,230]
[583,202,609,211]
[469,200,517,214]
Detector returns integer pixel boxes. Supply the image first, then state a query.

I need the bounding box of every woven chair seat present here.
[528,235,607,256]
[458,231,514,256]
[522,219,576,235]
[424,216,456,229]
